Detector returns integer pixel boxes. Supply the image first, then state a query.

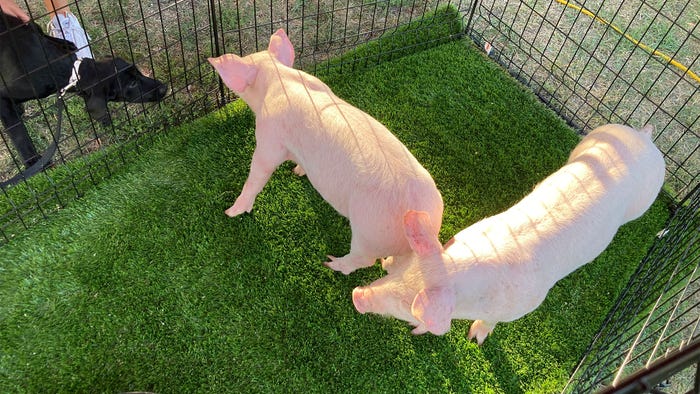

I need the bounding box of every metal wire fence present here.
[564,183,699,393]
[0,0,698,390]
[467,0,699,199]
[465,1,699,391]
[0,0,467,243]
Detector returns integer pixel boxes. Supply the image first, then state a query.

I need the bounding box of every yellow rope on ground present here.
[555,0,700,84]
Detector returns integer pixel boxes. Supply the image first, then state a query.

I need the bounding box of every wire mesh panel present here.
[0,0,470,244]
[563,184,700,393]
[0,0,697,390]
[463,1,700,390]
[0,0,222,243]
[467,0,699,199]
[212,0,470,85]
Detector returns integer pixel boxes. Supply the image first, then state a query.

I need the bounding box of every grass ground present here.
[0,38,671,392]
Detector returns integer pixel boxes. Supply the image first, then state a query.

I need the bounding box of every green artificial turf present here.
[0,38,671,392]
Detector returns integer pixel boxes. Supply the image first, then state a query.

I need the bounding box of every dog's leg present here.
[0,97,39,167]
[83,95,111,126]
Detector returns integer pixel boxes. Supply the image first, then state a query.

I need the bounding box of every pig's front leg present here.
[468,320,495,345]
[325,234,377,274]
[226,144,287,217]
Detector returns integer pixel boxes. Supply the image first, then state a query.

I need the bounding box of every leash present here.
[0,59,81,188]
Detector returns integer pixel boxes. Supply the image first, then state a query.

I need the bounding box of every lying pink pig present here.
[353,124,665,343]
[208,29,443,274]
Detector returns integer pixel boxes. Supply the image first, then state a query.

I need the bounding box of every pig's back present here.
[271,70,443,256]
[279,71,436,216]
[446,126,663,323]
[484,128,663,286]
[452,128,661,286]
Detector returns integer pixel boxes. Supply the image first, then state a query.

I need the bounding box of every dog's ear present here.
[75,58,112,124]
[79,58,124,99]
[111,57,140,95]
[75,58,102,91]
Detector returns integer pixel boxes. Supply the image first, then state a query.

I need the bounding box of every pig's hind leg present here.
[325,233,378,275]
[325,200,392,274]
[226,144,288,217]
[325,253,376,275]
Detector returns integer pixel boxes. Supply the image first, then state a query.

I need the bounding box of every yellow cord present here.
[555,0,700,84]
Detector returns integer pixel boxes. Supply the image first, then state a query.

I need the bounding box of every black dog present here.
[0,12,168,168]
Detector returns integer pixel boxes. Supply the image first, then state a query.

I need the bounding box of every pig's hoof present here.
[225,207,242,217]
[381,256,396,272]
[468,320,494,345]
[226,198,253,217]
[293,164,306,176]
[324,255,356,275]
[352,287,369,314]
[225,205,249,217]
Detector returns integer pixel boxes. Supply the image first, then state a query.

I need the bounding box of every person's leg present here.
[44,0,93,59]
[42,0,68,16]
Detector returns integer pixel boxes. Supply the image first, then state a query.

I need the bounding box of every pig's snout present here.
[353,287,370,314]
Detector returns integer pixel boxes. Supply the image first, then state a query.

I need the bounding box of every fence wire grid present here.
[0,0,699,391]
[564,184,700,393]
[466,1,699,392]
[0,0,468,243]
[468,0,699,199]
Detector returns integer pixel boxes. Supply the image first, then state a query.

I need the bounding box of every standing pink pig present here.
[208,29,443,274]
[352,124,665,343]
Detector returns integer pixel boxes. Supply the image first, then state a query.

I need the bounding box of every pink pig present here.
[352,124,665,343]
[208,29,443,274]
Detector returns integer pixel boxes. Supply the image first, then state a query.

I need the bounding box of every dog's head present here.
[75,57,168,125]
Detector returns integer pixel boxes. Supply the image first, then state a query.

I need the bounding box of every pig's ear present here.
[411,287,455,335]
[268,28,295,67]
[208,54,258,93]
[640,124,654,137]
[404,210,442,257]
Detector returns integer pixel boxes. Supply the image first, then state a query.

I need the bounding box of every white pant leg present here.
[47,13,93,59]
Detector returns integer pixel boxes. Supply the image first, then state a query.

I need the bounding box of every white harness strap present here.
[59,58,83,98]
